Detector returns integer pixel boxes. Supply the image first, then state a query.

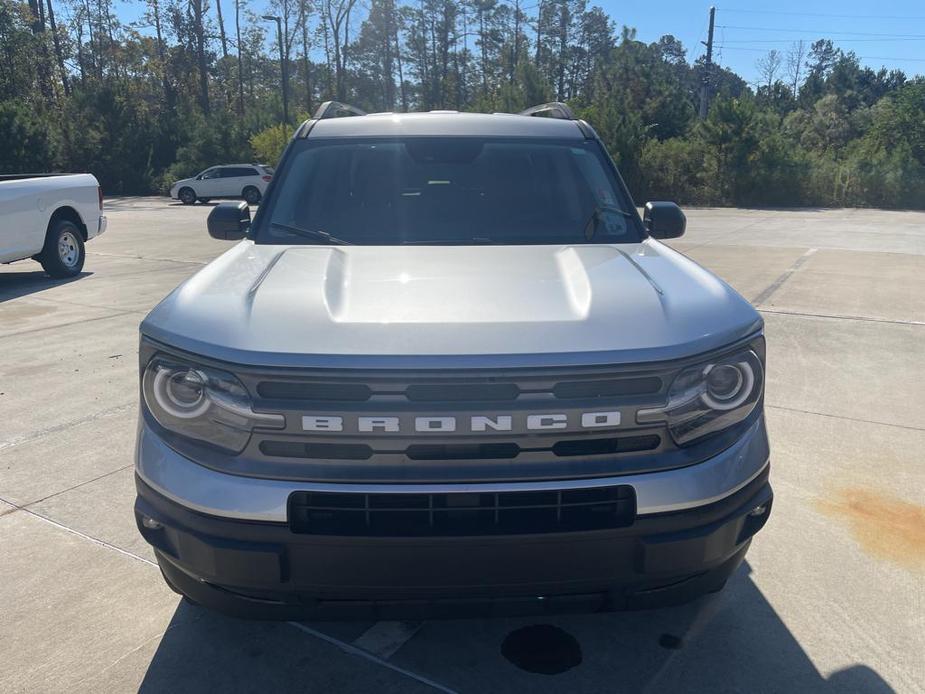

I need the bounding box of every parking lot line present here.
[3,483,455,693]
[352,620,424,659]
[288,622,457,694]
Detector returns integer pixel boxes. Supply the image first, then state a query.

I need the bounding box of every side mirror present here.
[208,201,250,240]
[643,201,686,239]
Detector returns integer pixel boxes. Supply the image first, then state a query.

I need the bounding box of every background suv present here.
[169,164,273,205]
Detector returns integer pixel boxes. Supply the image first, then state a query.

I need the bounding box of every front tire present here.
[178,187,197,205]
[39,219,85,278]
[243,186,261,205]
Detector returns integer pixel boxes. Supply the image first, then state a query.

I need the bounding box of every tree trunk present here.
[557,0,568,99]
[150,0,172,107]
[394,20,407,110]
[215,0,229,60]
[44,0,69,95]
[300,0,312,110]
[191,0,210,114]
[235,0,245,115]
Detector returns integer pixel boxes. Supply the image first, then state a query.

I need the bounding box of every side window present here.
[201,168,221,180]
[224,167,258,178]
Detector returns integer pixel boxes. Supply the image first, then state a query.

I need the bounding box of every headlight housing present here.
[638,347,764,446]
[142,355,284,453]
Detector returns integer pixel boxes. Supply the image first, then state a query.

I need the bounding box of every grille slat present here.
[288,486,636,536]
[253,374,663,404]
[260,436,660,461]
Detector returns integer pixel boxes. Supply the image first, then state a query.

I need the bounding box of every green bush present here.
[250,124,294,166]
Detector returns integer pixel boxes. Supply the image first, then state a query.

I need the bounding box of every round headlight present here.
[152,366,210,418]
[702,361,754,411]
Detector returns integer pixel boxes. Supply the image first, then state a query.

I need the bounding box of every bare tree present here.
[756,49,782,91]
[787,40,806,96]
[322,0,357,100]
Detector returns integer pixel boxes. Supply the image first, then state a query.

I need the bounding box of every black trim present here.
[136,467,771,619]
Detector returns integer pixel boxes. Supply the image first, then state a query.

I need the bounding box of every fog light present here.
[142,516,163,530]
[748,503,769,517]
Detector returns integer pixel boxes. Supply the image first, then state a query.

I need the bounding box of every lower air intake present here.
[288,486,636,536]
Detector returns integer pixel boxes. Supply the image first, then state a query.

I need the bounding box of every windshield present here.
[256,137,642,245]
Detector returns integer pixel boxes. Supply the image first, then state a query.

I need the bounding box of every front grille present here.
[233,362,680,482]
[288,486,636,536]
[252,372,663,403]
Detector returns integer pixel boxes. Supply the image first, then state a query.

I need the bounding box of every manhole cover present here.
[501,624,583,675]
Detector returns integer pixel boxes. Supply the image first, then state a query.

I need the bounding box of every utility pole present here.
[263,15,289,124]
[699,6,716,119]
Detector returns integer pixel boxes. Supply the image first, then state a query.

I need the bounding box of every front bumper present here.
[135,422,772,619]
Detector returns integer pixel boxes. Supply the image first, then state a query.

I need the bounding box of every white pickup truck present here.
[0,173,107,277]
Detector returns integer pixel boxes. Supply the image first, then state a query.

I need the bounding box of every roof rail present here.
[519,102,576,120]
[313,101,367,120]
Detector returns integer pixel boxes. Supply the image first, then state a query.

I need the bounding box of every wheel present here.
[39,219,85,278]
[197,197,211,204]
[243,186,261,205]
[178,187,197,205]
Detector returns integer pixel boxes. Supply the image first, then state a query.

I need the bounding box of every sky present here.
[601,1,925,84]
[110,0,925,85]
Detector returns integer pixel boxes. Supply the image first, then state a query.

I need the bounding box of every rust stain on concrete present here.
[818,488,925,571]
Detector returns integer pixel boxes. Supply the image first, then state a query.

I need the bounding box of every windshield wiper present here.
[583,204,634,241]
[270,222,353,245]
[401,237,499,245]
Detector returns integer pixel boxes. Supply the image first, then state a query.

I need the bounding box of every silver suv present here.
[135,102,771,619]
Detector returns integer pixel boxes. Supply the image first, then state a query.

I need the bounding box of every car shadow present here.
[137,561,896,693]
[0,268,92,303]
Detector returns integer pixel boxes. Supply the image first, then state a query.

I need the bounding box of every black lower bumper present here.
[135,468,772,620]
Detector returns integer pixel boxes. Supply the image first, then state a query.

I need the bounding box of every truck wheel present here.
[39,219,86,278]
[243,186,261,204]
[178,187,197,205]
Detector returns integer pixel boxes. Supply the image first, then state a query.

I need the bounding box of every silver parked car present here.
[169,163,273,205]
[135,102,771,619]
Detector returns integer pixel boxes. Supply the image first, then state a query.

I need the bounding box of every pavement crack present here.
[88,251,208,267]
[23,464,134,508]
[758,307,925,327]
[0,402,136,452]
[0,310,139,340]
[0,498,156,566]
[767,404,925,433]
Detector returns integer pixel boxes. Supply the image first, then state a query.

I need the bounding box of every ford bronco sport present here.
[135,101,772,619]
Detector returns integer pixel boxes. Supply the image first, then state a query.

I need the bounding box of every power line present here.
[718,46,925,62]
[717,8,925,21]
[721,38,925,44]
[717,25,925,38]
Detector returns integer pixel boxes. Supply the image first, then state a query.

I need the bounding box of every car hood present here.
[171,178,195,189]
[141,240,762,368]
